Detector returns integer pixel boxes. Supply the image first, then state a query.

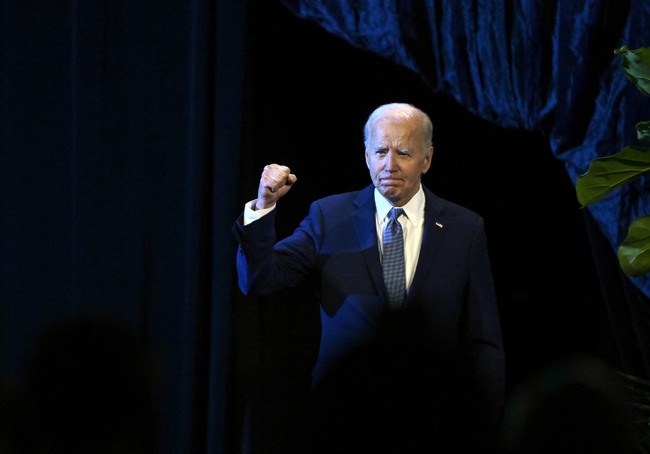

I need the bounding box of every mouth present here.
[379,178,402,185]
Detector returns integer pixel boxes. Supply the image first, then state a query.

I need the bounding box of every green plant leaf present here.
[637,122,650,141]
[576,146,650,206]
[619,215,650,277]
[615,46,650,97]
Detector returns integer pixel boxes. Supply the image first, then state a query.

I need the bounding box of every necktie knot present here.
[388,208,404,224]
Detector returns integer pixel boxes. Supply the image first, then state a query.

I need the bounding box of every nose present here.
[385,150,397,171]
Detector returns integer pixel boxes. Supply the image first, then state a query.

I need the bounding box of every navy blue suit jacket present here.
[234,184,504,425]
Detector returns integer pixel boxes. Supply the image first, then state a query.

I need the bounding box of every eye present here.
[375,148,388,155]
[398,150,411,157]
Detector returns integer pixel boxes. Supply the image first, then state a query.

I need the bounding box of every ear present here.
[421,147,433,174]
[365,149,371,169]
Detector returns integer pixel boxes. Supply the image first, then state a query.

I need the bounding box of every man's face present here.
[365,117,433,207]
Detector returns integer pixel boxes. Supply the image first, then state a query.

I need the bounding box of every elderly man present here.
[233,103,504,438]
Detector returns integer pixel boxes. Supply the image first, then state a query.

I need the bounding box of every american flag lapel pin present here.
[435,222,443,228]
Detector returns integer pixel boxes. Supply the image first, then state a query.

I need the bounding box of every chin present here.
[380,190,402,203]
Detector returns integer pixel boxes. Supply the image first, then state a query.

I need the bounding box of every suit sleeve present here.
[232,201,323,296]
[466,217,505,433]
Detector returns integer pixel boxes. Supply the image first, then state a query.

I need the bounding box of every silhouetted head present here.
[500,357,633,454]
[21,317,158,454]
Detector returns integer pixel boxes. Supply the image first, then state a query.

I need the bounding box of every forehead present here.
[369,117,423,145]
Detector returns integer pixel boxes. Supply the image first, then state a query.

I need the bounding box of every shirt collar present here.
[374,185,425,227]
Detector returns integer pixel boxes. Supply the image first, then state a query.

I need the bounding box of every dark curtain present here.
[1,0,247,452]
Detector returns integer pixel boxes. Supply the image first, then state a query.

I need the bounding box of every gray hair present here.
[363,103,433,156]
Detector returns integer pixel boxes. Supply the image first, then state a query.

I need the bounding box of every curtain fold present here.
[0,0,246,452]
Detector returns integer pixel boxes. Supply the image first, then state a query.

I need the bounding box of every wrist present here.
[255,199,273,211]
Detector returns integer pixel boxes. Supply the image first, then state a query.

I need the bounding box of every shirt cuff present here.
[243,199,275,226]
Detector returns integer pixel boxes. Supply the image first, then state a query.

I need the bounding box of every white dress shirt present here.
[243,200,274,225]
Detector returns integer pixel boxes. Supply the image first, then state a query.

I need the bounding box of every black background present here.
[230,2,617,450]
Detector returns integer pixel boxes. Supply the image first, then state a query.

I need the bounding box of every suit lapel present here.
[351,186,386,301]
[407,187,448,301]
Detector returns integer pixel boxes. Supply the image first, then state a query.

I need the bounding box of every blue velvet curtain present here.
[279,0,650,299]
[0,0,246,452]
